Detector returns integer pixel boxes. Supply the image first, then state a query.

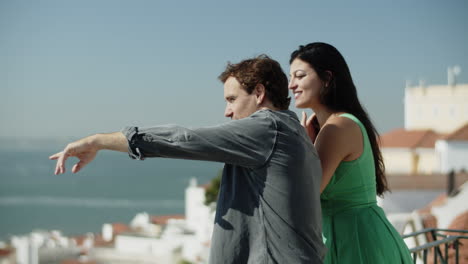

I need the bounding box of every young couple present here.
[50,42,413,263]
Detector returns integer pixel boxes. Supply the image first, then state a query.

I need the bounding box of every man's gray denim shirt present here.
[122,109,325,264]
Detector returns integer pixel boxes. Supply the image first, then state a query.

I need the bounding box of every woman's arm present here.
[314,116,363,192]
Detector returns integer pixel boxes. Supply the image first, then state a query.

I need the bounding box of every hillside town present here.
[0,178,215,264]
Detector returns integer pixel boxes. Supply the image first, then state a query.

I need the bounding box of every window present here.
[433,106,438,117]
[450,107,456,118]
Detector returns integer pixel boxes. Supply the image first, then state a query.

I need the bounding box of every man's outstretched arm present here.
[49,132,128,175]
[50,110,277,175]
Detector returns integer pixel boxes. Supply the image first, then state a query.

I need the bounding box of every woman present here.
[288,42,413,263]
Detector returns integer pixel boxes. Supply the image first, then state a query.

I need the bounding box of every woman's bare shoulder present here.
[325,114,360,134]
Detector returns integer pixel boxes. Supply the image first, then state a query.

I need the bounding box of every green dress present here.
[321,113,413,263]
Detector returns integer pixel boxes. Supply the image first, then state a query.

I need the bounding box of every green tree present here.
[204,169,223,205]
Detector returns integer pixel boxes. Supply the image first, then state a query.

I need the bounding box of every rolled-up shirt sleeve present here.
[121,110,278,168]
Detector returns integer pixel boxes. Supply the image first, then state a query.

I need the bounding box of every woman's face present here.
[289,58,325,109]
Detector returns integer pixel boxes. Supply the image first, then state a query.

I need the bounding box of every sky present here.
[1,0,467,140]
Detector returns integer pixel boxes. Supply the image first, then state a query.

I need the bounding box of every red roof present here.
[380,128,444,148]
[446,211,468,263]
[0,248,14,257]
[200,183,211,190]
[442,123,468,141]
[418,193,447,214]
[111,223,131,235]
[151,214,185,225]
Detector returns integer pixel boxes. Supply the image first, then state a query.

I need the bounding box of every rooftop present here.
[442,123,468,141]
[380,128,444,148]
[151,214,185,226]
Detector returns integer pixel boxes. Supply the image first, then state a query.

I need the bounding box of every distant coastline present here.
[0,147,222,241]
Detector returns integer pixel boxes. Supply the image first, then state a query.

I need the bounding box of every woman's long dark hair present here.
[290,42,388,196]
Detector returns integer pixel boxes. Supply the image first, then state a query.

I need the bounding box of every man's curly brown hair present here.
[218,55,290,110]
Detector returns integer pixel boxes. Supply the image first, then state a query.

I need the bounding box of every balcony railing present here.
[402,228,468,264]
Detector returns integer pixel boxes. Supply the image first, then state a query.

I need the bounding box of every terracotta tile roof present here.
[93,234,113,247]
[0,248,14,257]
[151,214,185,225]
[200,183,211,190]
[380,128,444,148]
[420,214,438,243]
[447,211,468,232]
[71,222,130,247]
[71,235,86,246]
[438,211,468,264]
[417,194,468,264]
[425,212,468,264]
[417,193,448,214]
[442,123,468,141]
[111,223,130,235]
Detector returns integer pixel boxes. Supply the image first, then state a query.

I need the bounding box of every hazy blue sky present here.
[1,0,467,139]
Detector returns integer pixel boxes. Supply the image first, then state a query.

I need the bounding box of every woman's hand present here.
[301,111,320,144]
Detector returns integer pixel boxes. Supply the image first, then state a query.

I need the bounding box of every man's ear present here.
[254,84,266,105]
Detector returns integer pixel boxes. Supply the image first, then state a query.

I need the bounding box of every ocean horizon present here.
[0,139,445,241]
[0,144,222,240]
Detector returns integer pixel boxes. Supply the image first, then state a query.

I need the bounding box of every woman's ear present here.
[324,70,333,87]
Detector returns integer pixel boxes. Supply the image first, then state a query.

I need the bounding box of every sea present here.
[0,141,222,241]
[0,139,445,241]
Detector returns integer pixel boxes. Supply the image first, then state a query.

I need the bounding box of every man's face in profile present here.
[223,77,259,120]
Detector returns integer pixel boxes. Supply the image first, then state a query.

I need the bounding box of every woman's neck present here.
[312,106,337,128]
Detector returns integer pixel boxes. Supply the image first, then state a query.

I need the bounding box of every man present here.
[50,55,325,263]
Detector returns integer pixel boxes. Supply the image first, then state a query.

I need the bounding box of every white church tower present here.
[404,66,468,133]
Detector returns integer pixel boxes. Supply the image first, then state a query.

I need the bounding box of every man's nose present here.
[224,106,233,118]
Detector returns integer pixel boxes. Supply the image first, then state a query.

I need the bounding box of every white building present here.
[10,230,79,264]
[404,81,468,133]
[435,124,468,173]
[381,123,468,175]
[91,231,183,264]
[7,179,216,264]
[382,78,468,174]
[380,129,440,174]
[183,178,214,263]
[91,178,215,264]
[185,178,214,242]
